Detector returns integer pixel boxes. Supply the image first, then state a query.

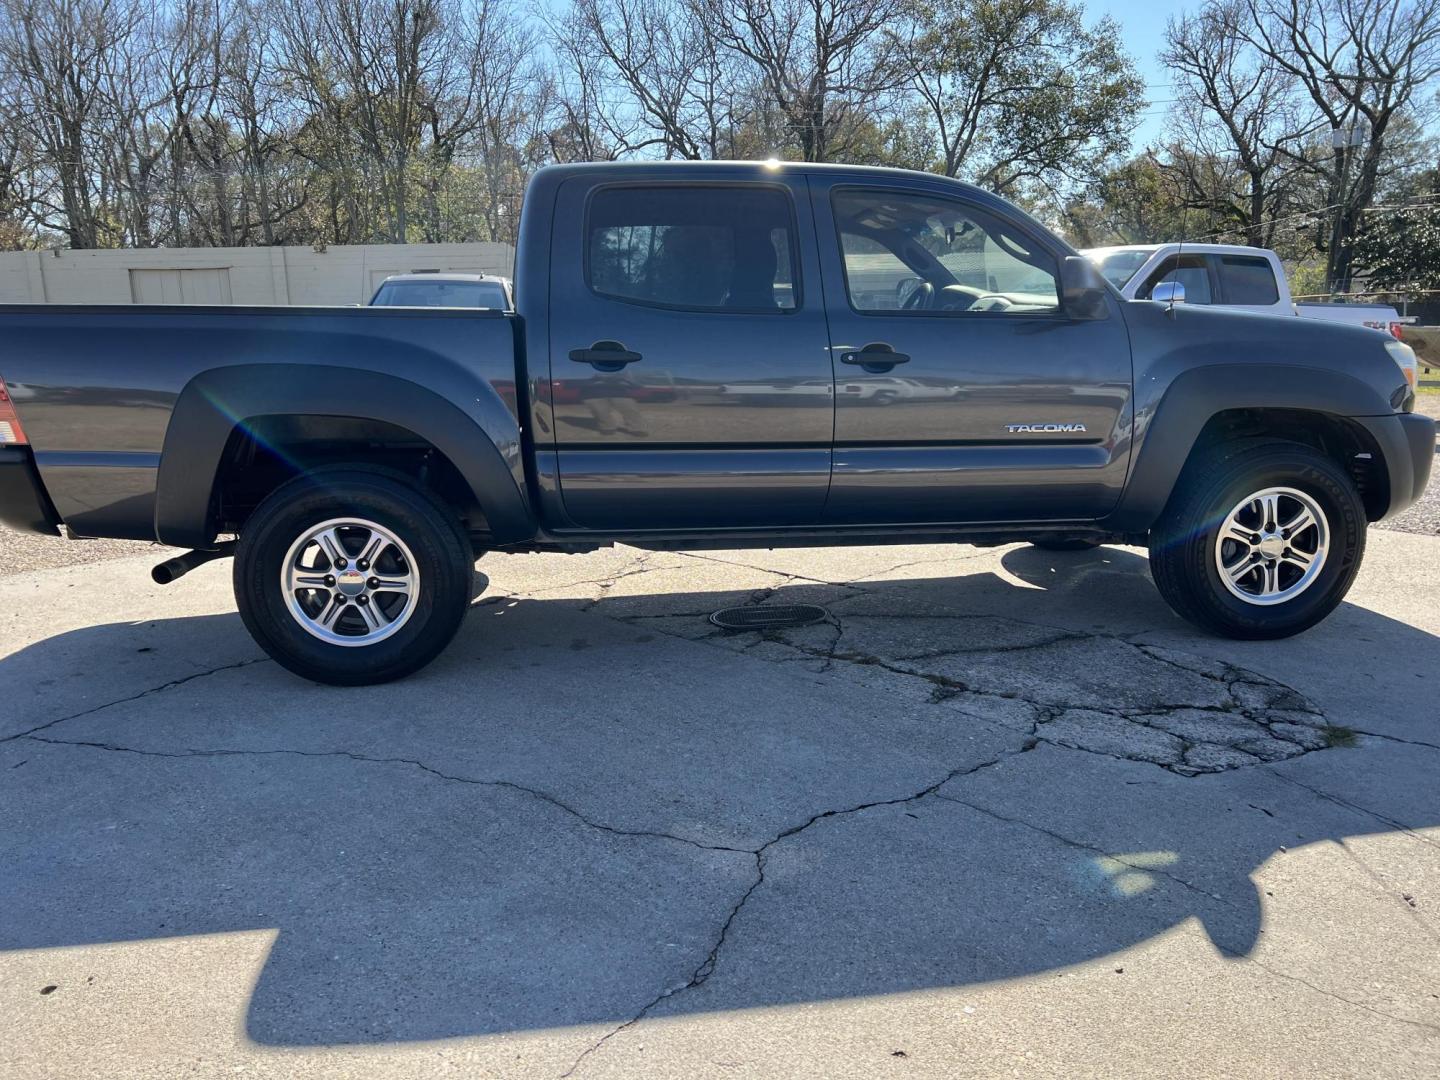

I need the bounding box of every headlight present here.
[1385,340,1418,411]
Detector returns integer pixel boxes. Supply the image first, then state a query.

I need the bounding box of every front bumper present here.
[0,446,61,534]
[1356,412,1436,520]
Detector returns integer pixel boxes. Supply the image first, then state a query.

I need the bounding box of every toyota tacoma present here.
[0,161,1432,684]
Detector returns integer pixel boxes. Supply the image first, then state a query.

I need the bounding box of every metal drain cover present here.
[709,604,828,631]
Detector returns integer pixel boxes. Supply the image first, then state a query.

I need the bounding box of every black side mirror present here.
[1059,256,1109,320]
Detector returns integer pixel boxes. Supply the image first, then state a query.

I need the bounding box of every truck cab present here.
[523,163,1130,532]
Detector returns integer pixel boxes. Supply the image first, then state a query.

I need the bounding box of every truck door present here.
[811,178,1133,524]
[546,176,833,529]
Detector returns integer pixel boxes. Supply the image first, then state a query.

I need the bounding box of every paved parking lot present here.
[2,529,1438,1077]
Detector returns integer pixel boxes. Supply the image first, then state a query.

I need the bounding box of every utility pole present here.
[1325,123,1367,297]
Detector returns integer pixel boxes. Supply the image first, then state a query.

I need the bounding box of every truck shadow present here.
[1,546,1437,1046]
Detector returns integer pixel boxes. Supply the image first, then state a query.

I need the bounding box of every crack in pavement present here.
[717,631,1331,775]
[564,745,1440,1075]
[556,547,1349,778]
[0,657,271,745]
[1264,768,1440,852]
[20,734,753,855]
[19,722,1033,1079]
[930,787,1440,1035]
[1225,953,1440,1033]
[9,544,1434,1067]
[561,750,1022,1077]
[932,790,1232,907]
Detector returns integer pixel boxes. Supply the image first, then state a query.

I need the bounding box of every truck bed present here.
[0,305,520,539]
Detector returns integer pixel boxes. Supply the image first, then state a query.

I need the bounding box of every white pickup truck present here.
[1083,243,1408,337]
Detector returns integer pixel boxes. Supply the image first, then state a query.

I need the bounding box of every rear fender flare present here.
[155,364,531,548]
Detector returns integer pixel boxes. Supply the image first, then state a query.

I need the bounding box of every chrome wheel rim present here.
[1213,487,1328,606]
[281,518,420,646]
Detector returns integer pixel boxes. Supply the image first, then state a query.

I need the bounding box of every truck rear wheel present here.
[1148,441,1366,639]
[234,467,473,685]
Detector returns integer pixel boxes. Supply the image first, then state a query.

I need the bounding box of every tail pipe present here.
[152,541,235,585]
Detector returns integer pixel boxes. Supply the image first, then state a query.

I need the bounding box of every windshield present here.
[1086,249,1153,290]
[371,280,508,309]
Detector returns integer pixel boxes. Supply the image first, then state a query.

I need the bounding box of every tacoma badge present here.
[1005,423,1088,433]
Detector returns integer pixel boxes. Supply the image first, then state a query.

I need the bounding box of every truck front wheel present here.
[1148,441,1366,639]
[234,468,473,685]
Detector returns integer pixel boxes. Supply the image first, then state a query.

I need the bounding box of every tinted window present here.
[832,190,1058,314]
[1219,255,1280,305]
[373,281,509,308]
[1143,256,1212,304]
[587,186,797,311]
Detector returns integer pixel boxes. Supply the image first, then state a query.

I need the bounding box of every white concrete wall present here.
[0,243,515,306]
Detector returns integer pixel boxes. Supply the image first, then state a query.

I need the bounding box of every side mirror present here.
[1150,280,1186,304]
[1059,256,1109,320]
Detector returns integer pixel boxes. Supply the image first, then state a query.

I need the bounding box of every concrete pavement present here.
[1,534,1437,1077]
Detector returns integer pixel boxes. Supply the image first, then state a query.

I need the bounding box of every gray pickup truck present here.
[0,162,1432,684]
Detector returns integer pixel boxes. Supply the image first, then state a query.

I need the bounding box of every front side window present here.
[832,189,1059,314]
[1219,255,1280,304]
[1143,256,1212,304]
[587,186,797,312]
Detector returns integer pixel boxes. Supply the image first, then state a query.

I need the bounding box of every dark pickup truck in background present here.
[0,161,1432,684]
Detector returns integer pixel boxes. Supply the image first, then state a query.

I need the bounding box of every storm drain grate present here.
[709,604,829,631]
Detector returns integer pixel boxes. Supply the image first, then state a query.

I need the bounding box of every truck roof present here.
[526,160,1066,254]
[1081,242,1276,258]
[531,159,1001,201]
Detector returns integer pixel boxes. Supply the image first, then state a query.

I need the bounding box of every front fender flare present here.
[1106,363,1392,532]
[155,365,532,548]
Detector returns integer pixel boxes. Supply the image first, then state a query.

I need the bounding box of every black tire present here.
[1148,440,1366,640]
[1030,538,1102,551]
[234,467,473,685]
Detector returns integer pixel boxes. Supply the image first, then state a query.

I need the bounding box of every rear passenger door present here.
[546,178,834,530]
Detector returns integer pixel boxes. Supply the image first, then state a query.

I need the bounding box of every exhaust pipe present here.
[151,541,235,585]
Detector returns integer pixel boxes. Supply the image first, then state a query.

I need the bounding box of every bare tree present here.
[1243,0,1440,288]
[0,0,147,247]
[217,0,312,244]
[556,0,744,159]
[1161,0,1326,247]
[274,0,455,242]
[694,0,900,162]
[459,2,549,243]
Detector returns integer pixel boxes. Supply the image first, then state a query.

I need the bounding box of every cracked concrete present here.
[1,534,1438,1078]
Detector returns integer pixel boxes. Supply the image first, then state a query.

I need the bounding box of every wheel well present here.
[212,415,488,539]
[1188,408,1389,520]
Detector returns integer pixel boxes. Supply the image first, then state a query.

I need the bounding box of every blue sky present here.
[1094,0,1195,149]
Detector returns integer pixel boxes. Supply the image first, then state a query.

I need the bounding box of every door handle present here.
[569,340,643,371]
[840,343,910,370]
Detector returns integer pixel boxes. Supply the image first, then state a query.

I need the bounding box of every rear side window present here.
[1219,255,1280,305]
[587,186,797,312]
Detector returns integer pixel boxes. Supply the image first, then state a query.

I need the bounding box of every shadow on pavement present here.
[2,547,1437,1046]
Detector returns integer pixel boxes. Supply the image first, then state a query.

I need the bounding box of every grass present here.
[1320,724,1359,749]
